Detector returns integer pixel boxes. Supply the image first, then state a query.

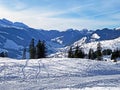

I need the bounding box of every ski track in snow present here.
[0,58,120,90]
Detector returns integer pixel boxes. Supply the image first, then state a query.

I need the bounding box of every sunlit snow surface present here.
[50,37,120,58]
[0,58,120,90]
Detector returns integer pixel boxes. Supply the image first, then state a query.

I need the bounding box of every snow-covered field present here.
[0,58,120,90]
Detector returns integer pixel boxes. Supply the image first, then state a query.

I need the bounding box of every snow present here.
[91,33,100,39]
[55,87,120,90]
[50,37,120,58]
[17,36,24,40]
[116,27,120,30]
[82,37,120,53]
[51,36,63,44]
[0,35,5,39]
[4,39,23,50]
[0,58,120,90]
[0,31,9,34]
[0,48,7,52]
[73,37,87,47]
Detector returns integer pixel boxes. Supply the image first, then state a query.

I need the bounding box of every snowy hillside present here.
[82,37,120,54]
[51,37,120,58]
[0,58,120,90]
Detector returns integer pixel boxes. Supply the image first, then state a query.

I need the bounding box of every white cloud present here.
[0,0,119,31]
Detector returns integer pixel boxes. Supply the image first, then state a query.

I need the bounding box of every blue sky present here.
[0,0,120,30]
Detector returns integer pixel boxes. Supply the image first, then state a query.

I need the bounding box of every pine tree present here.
[0,52,5,57]
[88,48,94,59]
[36,40,46,58]
[116,49,119,58]
[96,42,102,60]
[22,48,26,59]
[119,50,120,57]
[74,46,85,58]
[41,41,46,58]
[74,45,79,58]
[4,52,8,57]
[111,49,120,62]
[93,51,97,59]
[36,40,43,58]
[102,49,112,55]
[0,52,8,57]
[29,38,36,59]
[78,49,85,58]
[68,47,73,58]
[111,51,116,60]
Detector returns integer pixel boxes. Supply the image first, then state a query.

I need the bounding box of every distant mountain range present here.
[0,18,120,59]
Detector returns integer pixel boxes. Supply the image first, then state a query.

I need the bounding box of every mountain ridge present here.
[0,18,120,59]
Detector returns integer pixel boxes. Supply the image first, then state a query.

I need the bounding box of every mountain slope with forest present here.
[0,18,120,59]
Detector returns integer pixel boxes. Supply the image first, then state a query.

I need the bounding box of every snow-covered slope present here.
[0,58,120,90]
[73,36,120,55]
[82,37,120,53]
[51,37,120,58]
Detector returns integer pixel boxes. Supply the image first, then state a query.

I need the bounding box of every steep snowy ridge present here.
[0,58,120,90]
[72,37,87,47]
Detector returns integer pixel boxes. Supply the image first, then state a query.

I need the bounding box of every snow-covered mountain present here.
[0,18,29,29]
[0,18,120,59]
[51,37,120,58]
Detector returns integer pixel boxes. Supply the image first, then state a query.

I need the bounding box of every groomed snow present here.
[0,58,120,90]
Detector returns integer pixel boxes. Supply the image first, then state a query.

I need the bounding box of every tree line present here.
[68,42,120,62]
[0,51,8,57]
[29,38,46,59]
[0,38,46,59]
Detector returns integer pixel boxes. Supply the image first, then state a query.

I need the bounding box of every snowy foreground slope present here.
[0,58,120,90]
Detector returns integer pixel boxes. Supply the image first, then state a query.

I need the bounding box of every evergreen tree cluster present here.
[88,43,120,61]
[102,49,112,55]
[96,42,102,60]
[0,51,8,57]
[68,42,103,61]
[111,49,120,61]
[68,46,85,58]
[68,42,120,62]
[29,38,46,59]
[88,49,103,60]
[88,48,96,60]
